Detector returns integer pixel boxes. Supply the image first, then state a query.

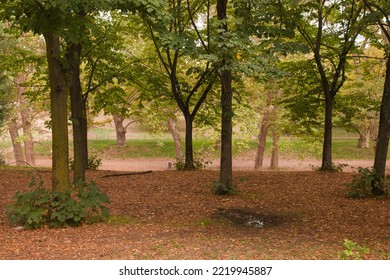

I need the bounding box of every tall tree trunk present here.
[113,114,127,147]
[16,74,35,166]
[270,129,279,170]
[44,32,70,192]
[183,113,195,169]
[217,0,233,193]
[373,55,390,195]
[66,43,86,183]
[167,118,183,162]
[321,96,333,170]
[8,121,25,166]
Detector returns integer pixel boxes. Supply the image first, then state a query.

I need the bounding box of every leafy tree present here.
[363,0,390,194]
[280,0,367,170]
[139,0,216,169]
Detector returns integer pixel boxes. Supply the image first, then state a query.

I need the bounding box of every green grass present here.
[2,129,383,161]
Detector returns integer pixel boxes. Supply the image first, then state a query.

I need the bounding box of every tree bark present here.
[15,74,35,166]
[8,121,25,166]
[373,55,390,195]
[357,132,370,149]
[183,114,195,169]
[113,114,127,147]
[66,42,87,183]
[167,118,183,162]
[321,96,333,170]
[217,0,233,193]
[44,32,70,192]
[270,129,279,170]
[254,90,273,170]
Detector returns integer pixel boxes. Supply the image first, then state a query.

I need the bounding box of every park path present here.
[34,157,375,172]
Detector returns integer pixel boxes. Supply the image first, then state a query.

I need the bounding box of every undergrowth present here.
[5,174,109,229]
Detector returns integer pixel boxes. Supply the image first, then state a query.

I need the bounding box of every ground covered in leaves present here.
[0,169,389,260]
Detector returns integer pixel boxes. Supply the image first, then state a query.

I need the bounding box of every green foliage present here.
[212,181,234,195]
[69,155,102,170]
[5,176,109,229]
[345,167,388,198]
[174,155,211,170]
[339,239,370,260]
[314,162,348,173]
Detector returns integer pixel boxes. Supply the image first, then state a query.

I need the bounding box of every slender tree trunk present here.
[321,96,333,170]
[254,91,272,170]
[167,118,183,162]
[183,114,195,169]
[357,132,370,149]
[44,32,70,192]
[254,118,270,170]
[16,74,36,166]
[8,121,25,166]
[373,55,390,195]
[270,129,279,170]
[113,114,127,147]
[66,43,86,183]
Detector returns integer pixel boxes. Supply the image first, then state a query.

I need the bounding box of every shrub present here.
[212,182,234,195]
[174,156,211,170]
[5,177,109,229]
[69,155,102,170]
[345,167,388,198]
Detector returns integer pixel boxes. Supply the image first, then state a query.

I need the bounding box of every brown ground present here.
[0,168,389,260]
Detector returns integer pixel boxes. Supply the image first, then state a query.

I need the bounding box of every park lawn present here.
[0,169,389,260]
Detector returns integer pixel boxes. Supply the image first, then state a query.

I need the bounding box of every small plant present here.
[174,156,212,170]
[312,162,348,172]
[212,181,234,195]
[345,167,388,198]
[5,177,109,229]
[69,155,102,170]
[339,239,369,260]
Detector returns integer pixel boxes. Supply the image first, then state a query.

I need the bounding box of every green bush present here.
[174,156,211,170]
[212,182,234,195]
[345,167,386,198]
[5,178,109,229]
[69,155,102,170]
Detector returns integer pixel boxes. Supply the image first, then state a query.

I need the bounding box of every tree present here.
[215,0,234,193]
[281,0,367,170]
[140,0,216,169]
[363,0,390,194]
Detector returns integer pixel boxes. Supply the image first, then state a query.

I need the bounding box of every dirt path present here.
[34,157,376,172]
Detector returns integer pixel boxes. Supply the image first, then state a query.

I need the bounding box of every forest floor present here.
[0,166,390,260]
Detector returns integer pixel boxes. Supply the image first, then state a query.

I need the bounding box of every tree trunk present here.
[270,129,279,170]
[373,55,390,195]
[183,114,195,169]
[357,132,370,149]
[8,121,25,166]
[254,91,272,170]
[66,42,87,183]
[321,96,333,170]
[113,114,127,147]
[167,118,183,162]
[44,32,70,192]
[219,69,233,192]
[216,0,233,193]
[16,74,36,166]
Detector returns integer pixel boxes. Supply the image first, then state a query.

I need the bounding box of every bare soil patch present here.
[0,169,389,260]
